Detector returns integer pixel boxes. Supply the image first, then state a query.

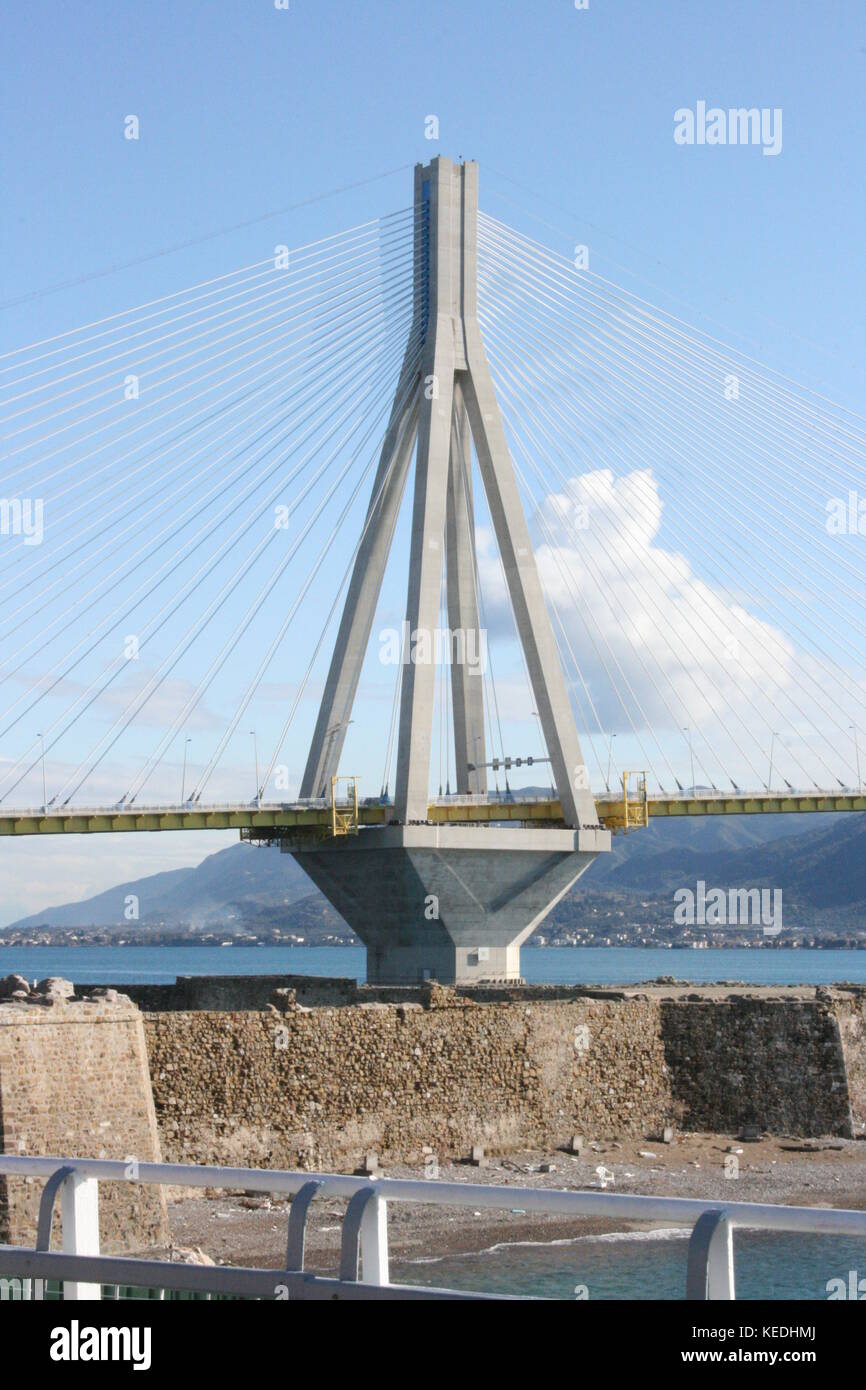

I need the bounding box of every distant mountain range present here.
[4,839,318,934]
[4,809,864,940]
[594,812,866,908]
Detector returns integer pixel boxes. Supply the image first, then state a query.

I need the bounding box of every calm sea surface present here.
[393,1229,866,1300]
[1,943,865,986]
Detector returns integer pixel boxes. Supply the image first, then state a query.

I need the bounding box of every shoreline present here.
[160,1132,866,1271]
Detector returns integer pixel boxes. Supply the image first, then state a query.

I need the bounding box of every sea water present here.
[1,944,865,986]
[392,1229,866,1300]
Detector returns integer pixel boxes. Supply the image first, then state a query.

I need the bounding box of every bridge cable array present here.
[0,199,864,807]
[0,210,422,806]
[477,212,866,796]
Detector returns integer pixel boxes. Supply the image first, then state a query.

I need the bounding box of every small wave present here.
[578,1226,690,1245]
[400,1225,690,1265]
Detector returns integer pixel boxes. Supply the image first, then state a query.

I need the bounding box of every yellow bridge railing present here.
[0,787,863,837]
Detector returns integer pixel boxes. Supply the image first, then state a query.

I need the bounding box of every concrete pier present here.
[292,158,609,985]
[291,825,608,984]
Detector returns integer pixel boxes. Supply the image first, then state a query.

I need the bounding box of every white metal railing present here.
[2,1155,866,1300]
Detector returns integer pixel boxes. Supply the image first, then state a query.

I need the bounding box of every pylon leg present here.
[461,327,600,830]
[446,380,487,794]
[393,335,456,823]
[300,385,419,798]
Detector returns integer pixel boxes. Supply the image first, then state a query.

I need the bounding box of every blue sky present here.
[4,1,863,391]
[0,0,864,922]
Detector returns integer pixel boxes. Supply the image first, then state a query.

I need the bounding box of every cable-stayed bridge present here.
[2,157,864,980]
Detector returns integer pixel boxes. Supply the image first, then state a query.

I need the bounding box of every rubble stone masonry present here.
[0,987,167,1249]
[141,979,863,1172]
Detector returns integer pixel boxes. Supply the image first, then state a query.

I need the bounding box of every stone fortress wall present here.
[141,979,864,1172]
[0,975,167,1249]
[2,973,865,1246]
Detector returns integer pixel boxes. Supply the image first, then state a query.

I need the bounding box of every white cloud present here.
[93,671,225,731]
[479,467,795,735]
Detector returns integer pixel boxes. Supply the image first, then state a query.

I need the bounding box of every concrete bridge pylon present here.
[292,158,610,984]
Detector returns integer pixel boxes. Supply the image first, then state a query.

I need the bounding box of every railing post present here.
[61,1174,101,1301]
[34,1164,73,1300]
[707,1213,735,1300]
[285,1180,322,1272]
[360,1192,389,1287]
[686,1209,735,1300]
[339,1186,389,1286]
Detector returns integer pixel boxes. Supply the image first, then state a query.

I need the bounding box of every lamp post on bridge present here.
[606,733,617,792]
[768,731,780,792]
[181,737,191,804]
[473,733,484,798]
[250,730,260,808]
[37,733,47,813]
[684,726,695,795]
[851,726,862,792]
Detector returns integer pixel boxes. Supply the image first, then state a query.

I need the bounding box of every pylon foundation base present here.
[289,824,609,985]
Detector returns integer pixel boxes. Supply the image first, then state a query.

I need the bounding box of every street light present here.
[851,726,862,792]
[606,733,617,791]
[529,712,553,797]
[37,733,47,812]
[250,730,260,806]
[684,726,695,795]
[768,731,780,792]
[181,737,192,804]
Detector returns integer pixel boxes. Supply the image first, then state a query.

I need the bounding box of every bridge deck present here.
[0,791,862,837]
